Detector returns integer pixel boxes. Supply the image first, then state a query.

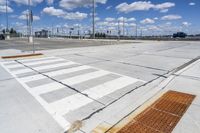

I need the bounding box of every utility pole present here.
[123,17,125,37]
[135,23,138,39]
[26,13,29,37]
[28,0,33,42]
[5,0,10,39]
[118,20,120,41]
[92,0,95,39]
[140,28,143,37]
[28,0,34,53]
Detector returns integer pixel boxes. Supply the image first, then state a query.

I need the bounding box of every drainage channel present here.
[15,60,105,106]
[117,90,196,133]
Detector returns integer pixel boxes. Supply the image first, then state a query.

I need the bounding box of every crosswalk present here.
[0,56,145,131]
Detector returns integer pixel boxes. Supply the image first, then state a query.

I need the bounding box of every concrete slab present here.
[0,73,63,133]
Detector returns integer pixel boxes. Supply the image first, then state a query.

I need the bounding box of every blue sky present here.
[0,0,200,35]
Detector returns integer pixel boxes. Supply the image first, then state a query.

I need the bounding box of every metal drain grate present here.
[117,91,196,133]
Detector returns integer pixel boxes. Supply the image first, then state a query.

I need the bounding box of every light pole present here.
[28,0,33,43]
[92,0,95,39]
[135,23,138,39]
[5,0,10,39]
[28,0,35,53]
[118,20,120,41]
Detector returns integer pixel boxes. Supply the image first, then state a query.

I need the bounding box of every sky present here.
[0,0,200,36]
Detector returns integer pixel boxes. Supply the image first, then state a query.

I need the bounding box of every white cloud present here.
[166,22,172,25]
[182,22,191,27]
[116,1,154,13]
[19,14,40,21]
[140,18,155,24]
[11,0,43,5]
[189,2,195,6]
[129,23,136,27]
[154,2,175,10]
[95,17,100,21]
[0,0,6,5]
[116,1,175,13]
[160,9,168,13]
[0,5,13,13]
[42,6,88,20]
[106,6,112,10]
[43,7,65,16]
[161,15,182,20]
[46,0,54,5]
[18,10,40,21]
[59,0,107,10]
[0,0,54,6]
[105,17,115,22]
[118,17,136,22]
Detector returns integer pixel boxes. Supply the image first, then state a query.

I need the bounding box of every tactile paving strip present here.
[117,90,196,133]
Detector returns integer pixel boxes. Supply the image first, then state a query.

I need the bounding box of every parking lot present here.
[0,39,200,133]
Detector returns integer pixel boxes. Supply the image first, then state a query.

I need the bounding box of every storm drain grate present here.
[117,90,195,133]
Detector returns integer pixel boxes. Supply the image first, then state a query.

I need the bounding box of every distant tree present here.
[2,29,5,34]
[10,28,17,34]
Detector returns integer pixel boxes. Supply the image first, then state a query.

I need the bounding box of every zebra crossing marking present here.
[0,56,145,131]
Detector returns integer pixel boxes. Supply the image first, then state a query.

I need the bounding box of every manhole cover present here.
[117,90,195,133]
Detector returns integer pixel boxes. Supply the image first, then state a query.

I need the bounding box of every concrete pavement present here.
[0,40,200,133]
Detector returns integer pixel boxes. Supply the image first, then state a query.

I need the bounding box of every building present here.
[35,30,50,38]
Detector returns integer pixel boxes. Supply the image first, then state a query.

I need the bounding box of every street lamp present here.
[92,0,95,39]
[5,0,10,39]
[28,0,33,43]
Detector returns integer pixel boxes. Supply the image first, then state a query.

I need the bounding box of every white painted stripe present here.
[23,58,66,66]
[84,77,139,99]
[50,76,139,116]
[1,62,71,130]
[61,70,109,86]
[1,61,16,65]
[50,93,93,116]
[31,82,65,95]
[45,65,92,77]
[4,57,63,69]
[12,62,76,75]
[19,74,46,82]
[28,70,108,95]
[6,64,23,69]
[33,62,76,71]
[12,68,33,75]
[18,66,92,83]
[19,56,56,62]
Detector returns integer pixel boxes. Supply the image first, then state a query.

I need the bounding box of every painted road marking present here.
[19,74,46,82]
[11,62,76,75]
[0,62,71,130]
[61,70,110,86]
[22,58,66,66]
[19,66,91,83]
[33,62,76,71]
[0,56,145,131]
[12,68,33,75]
[50,93,93,116]
[84,76,138,99]
[19,56,57,62]
[31,82,66,95]
[45,65,92,77]
[6,64,24,69]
